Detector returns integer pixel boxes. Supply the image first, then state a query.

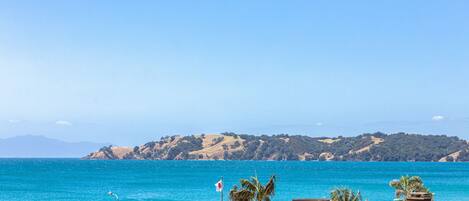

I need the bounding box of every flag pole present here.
[220,176,223,201]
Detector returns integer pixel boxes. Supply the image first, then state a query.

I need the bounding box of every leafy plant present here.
[229,175,276,201]
[389,176,430,199]
[330,188,362,201]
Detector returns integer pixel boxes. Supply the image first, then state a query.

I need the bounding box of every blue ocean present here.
[0,159,468,201]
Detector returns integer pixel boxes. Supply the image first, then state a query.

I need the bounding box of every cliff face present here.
[83,132,469,162]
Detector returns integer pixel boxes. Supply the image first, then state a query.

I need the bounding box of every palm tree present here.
[229,175,276,201]
[389,176,429,199]
[330,188,362,201]
[229,185,254,201]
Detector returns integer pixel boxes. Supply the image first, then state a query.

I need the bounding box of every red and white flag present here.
[215,180,223,192]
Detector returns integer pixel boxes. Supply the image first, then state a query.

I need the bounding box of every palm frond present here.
[241,179,257,192]
[331,188,362,201]
[264,175,276,197]
[230,185,254,201]
[232,175,276,201]
[389,175,431,199]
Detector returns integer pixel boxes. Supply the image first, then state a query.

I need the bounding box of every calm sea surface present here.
[0,159,468,201]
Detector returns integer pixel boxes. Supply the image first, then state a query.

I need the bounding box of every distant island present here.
[83,132,469,162]
[0,135,108,158]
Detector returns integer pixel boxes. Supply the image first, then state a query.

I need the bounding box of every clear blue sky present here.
[1,0,468,144]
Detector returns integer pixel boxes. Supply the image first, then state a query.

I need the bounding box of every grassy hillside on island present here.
[83,132,469,162]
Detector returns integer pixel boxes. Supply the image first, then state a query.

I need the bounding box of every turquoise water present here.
[0,159,468,201]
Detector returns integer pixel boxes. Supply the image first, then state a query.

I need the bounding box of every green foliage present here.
[212,136,225,145]
[330,188,362,201]
[458,149,469,161]
[389,176,430,199]
[166,136,203,159]
[366,133,466,161]
[87,132,469,161]
[230,185,254,201]
[230,175,276,201]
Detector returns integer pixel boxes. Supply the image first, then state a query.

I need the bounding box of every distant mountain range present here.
[84,132,469,162]
[0,135,108,158]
